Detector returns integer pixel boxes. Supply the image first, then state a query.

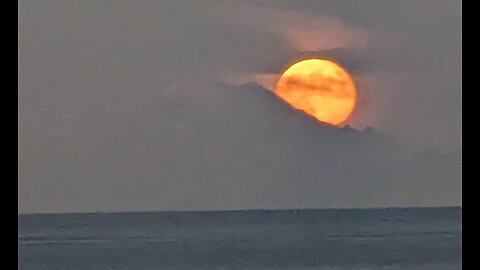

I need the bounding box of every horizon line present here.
[18,205,462,216]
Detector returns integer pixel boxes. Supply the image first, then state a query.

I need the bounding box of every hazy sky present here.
[18,0,461,213]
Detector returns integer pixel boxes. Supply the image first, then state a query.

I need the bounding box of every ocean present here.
[18,207,461,270]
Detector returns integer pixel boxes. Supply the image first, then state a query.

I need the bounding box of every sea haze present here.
[19,0,461,213]
[18,207,462,270]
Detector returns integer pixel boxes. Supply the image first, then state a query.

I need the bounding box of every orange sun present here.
[275,59,357,126]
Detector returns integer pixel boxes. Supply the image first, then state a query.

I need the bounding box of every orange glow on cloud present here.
[275,59,357,126]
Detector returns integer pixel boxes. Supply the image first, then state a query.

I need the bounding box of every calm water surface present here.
[18,207,462,270]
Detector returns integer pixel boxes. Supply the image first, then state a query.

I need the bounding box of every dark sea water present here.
[18,207,461,270]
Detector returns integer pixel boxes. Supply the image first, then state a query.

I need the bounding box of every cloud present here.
[280,73,352,98]
[18,81,461,212]
[218,72,280,92]
[214,4,369,52]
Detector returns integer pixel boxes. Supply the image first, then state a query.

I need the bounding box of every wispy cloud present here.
[214,4,368,52]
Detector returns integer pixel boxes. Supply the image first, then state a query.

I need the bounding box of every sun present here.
[275,59,357,126]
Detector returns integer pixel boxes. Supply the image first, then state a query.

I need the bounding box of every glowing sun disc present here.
[275,59,357,126]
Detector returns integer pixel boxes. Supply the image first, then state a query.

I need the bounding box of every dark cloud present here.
[18,81,461,212]
[281,73,352,99]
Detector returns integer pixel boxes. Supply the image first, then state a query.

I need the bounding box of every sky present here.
[18,0,462,213]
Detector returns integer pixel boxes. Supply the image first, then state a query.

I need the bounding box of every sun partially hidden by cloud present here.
[213,3,367,127]
[276,59,356,126]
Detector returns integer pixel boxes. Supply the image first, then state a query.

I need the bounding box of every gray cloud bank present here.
[19,80,461,212]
